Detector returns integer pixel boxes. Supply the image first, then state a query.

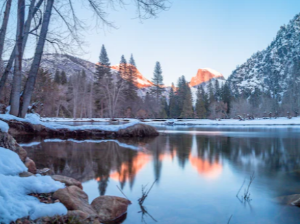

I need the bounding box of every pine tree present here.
[95,45,111,81]
[119,55,127,77]
[169,85,177,118]
[159,97,168,118]
[214,79,220,101]
[207,80,214,103]
[54,70,61,84]
[60,71,67,85]
[195,86,208,118]
[221,82,231,114]
[124,55,138,101]
[180,84,193,118]
[129,54,136,67]
[150,62,164,101]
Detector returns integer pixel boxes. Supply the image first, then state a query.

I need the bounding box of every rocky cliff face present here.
[189,68,225,87]
[228,13,300,99]
[111,64,153,88]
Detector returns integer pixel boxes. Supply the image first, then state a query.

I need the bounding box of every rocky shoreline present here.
[0,126,134,223]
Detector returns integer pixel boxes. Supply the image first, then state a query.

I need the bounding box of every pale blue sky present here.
[75,0,300,85]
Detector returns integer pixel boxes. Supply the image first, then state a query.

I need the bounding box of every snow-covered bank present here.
[39,116,300,126]
[0,147,67,223]
[0,114,140,132]
[143,117,300,126]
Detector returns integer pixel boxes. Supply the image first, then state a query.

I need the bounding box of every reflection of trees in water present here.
[24,132,300,196]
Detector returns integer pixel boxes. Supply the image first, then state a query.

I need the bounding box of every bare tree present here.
[0,0,44,100]
[4,0,168,117]
[0,0,12,69]
[10,0,25,116]
[19,0,54,117]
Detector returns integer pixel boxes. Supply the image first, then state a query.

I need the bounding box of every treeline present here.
[0,0,167,118]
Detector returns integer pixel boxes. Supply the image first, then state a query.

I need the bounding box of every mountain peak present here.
[189,68,224,87]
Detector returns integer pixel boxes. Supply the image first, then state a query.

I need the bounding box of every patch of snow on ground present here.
[0,147,67,223]
[0,120,9,132]
[0,114,141,132]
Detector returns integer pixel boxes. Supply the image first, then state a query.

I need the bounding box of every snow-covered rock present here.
[0,147,67,223]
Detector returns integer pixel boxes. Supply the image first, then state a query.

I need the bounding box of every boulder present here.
[19,171,34,177]
[24,157,37,174]
[0,131,27,162]
[37,167,54,176]
[51,175,83,189]
[53,186,96,215]
[91,196,131,222]
[67,210,90,220]
[276,194,300,206]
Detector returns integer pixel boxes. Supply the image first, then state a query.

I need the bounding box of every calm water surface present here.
[18,126,300,224]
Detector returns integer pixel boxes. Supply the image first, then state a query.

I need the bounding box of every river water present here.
[18,126,300,224]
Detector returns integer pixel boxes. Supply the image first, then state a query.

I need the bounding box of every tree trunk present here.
[20,0,54,118]
[10,0,25,116]
[0,0,42,99]
[0,0,12,67]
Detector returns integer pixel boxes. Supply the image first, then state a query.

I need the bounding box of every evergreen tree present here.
[214,79,220,101]
[159,97,168,118]
[150,62,164,101]
[54,70,61,84]
[176,76,188,116]
[180,84,193,118]
[169,85,178,118]
[124,55,138,102]
[207,80,214,103]
[129,54,136,67]
[95,45,111,81]
[221,82,231,114]
[60,71,67,85]
[119,55,127,77]
[195,86,207,118]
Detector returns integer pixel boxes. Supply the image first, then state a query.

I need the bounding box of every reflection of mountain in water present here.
[23,131,300,196]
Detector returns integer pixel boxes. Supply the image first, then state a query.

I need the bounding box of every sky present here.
[74,0,300,86]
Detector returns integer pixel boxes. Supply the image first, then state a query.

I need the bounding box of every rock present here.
[91,196,131,222]
[25,157,37,174]
[276,194,300,206]
[67,210,90,220]
[53,186,96,215]
[19,171,34,177]
[37,167,54,176]
[0,131,27,162]
[51,175,83,189]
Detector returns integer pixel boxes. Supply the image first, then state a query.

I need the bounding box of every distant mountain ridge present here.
[22,53,224,92]
[228,13,300,99]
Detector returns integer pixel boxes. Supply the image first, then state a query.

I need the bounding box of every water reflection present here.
[20,127,300,224]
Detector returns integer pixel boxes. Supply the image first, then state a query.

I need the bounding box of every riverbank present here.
[0,114,158,138]
[0,126,131,223]
[40,116,300,126]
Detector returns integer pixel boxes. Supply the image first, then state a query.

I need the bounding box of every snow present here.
[43,139,139,150]
[0,147,67,223]
[0,120,9,132]
[19,142,41,147]
[0,113,141,132]
[203,68,223,77]
[144,117,300,126]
